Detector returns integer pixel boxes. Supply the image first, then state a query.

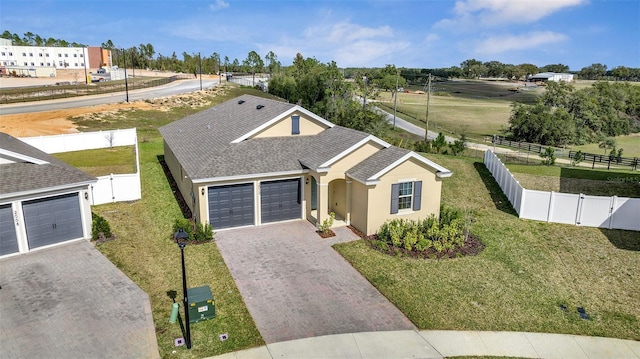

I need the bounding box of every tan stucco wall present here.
[163,141,196,216]
[328,179,346,219]
[349,180,369,234]
[362,158,442,235]
[252,111,327,139]
[326,141,384,178]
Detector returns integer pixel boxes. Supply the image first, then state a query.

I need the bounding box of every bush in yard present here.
[92,212,112,240]
[372,205,482,259]
[172,218,214,242]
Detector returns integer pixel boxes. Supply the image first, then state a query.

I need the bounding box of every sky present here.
[1,0,638,71]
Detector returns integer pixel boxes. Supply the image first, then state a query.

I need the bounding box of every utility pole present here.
[198,52,203,91]
[122,48,129,103]
[362,75,367,112]
[393,70,399,129]
[424,73,431,140]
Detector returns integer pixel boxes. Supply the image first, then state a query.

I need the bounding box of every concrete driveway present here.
[214,220,415,344]
[0,240,159,359]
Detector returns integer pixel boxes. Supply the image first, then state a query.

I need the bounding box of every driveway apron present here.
[0,240,159,359]
[214,220,415,344]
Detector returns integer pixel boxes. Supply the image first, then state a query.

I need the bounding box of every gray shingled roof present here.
[0,132,96,196]
[159,94,296,177]
[159,95,449,182]
[346,146,412,183]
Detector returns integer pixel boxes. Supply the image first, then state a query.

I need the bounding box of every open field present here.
[335,154,640,341]
[571,133,640,158]
[376,80,542,140]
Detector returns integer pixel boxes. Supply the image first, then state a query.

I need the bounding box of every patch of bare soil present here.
[0,85,227,137]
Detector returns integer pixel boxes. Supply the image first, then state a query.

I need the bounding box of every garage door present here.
[0,204,19,256]
[208,184,254,229]
[22,193,83,249]
[261,179,301,223]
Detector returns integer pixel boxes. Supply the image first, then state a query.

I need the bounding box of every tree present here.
[243,50,263,74]
[265,51,280,74]
[431,133,447,154]
[611,66,631,81]
[449,134,467,156]
[541,64,570,73]
[572,150,583,167]
[484,61,505,78]
[580,63,607,80]
[460,58,486,79]
[540,147,556,166]
[517,63,539,79]
[599,137,617,154]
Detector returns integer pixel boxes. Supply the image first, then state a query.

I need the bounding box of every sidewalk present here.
[208,330,640,359]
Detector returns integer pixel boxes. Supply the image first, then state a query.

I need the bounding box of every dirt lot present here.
[0,83,225,137]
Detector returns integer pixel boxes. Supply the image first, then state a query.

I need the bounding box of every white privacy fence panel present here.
[483,150,524,215]
[19,129,138,154]
[610,197,640,231]
[20,129,141,205]
[484,150,639,231]
[90,173,141,205]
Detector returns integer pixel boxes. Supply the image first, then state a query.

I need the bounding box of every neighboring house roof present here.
[0,132,96,198]
[160,94,451,183]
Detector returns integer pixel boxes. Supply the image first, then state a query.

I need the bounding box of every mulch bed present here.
[158,157,192,219]
[317,229,336,238]
[364,233,485,260]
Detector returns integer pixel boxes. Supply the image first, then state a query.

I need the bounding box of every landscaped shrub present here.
[92,212,112,240]
[372,205,482,259]
[318,212,335,234]
[172,218,214,242]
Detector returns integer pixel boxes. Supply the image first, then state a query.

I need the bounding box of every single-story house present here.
[528,72,574,83]
[0,132,96,258]
[159,94,452,235]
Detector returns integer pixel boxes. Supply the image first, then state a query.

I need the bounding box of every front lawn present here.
[334,155,640,340]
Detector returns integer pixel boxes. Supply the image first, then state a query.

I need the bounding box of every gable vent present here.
[256,105,264,110]
[238,100,245,104]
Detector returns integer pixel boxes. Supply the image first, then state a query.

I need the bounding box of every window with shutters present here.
[398,182,413,210]
[391,181,422,214]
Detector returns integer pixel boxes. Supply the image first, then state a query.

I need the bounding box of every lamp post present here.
[174,228,191,349]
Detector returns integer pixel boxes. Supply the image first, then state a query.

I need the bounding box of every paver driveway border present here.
[0,240,159,359]
[214,220,415,344]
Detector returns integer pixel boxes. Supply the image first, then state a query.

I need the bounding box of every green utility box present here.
[187,285,215,323]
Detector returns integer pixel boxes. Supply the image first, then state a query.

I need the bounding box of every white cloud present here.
[265,21,410,67]
[473,31,568,55]
[437,0,586,29]
[209,0,229,11]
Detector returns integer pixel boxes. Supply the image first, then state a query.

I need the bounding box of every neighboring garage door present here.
[0,204,19,256]
[260,179,301,223]
[22,193,83,249]
[208,184,254,229]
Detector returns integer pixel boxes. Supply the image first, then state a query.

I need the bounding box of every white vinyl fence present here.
[20,129,141,205]
[484,150,640,231]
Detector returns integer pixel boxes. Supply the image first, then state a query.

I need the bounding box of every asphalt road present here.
[0,78,219,114]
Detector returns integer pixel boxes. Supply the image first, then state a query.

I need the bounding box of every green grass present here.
[86,85,269,358]
[504,164,640,197]
[375,80,542,140]
[334,155,640,341]
[52,146,136,176]
[571,133,640,158]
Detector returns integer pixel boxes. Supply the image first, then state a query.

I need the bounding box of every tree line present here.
[508,81,640,146]
[3,31,639,82]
